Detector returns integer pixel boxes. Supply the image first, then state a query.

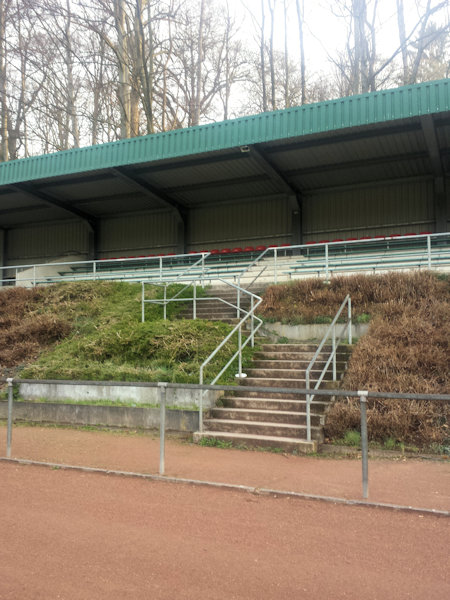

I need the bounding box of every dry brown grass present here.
[0,287,71,373]
[259,272,450,448]
[259,271,449,322]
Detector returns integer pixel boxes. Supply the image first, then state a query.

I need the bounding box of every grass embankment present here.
[258,272,450,449]
[0,281,252,384]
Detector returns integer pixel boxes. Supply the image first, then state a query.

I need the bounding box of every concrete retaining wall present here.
[263,322,369,341]
[18,383,221,409]
[0,401,199,432]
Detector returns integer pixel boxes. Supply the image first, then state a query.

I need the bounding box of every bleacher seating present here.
[9,231,449,288]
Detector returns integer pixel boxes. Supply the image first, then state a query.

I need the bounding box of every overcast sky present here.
[223,0,449,75]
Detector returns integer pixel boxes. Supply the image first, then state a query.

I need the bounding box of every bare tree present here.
[396,0,449,85]
[295,0,306,104]
[0,0,10,161]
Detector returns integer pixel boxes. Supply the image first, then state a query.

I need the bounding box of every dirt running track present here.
[0,427,450,599]
[1,426,449,510]
[0,462,449,600]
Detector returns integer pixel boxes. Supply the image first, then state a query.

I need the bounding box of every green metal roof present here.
[0,79,449,187]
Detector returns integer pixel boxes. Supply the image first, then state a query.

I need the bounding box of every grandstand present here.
[0,79,449,282]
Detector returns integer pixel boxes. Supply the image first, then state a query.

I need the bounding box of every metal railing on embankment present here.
[1,377,449,501]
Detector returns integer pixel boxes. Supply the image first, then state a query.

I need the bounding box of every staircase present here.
[194,342,351,453]
[178,284,265,324]
[181,284,351,453]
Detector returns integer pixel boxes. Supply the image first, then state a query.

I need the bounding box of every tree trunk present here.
[65,0,80,147]
[114,0,131,138]
[0,0,9,162]
[268,0,276,110]
[192,0,205,126]
[295,0,306,105]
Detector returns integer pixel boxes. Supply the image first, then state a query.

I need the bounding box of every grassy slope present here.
[0,281,252,384]
[258,272,450,448]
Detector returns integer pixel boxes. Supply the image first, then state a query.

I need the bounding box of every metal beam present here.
[248,145,299,196]
[421,115,447,232]
[164,173,271,194]
[34,172,116,190]
[11,184,97,231]
[264,122,422,155]
[0,204,48,217]
[421,115,444,177]
[284,151,429,178]
[11,183,97,259]
[111,167,187,254]
[131,150,252,176]
[245,145,302,241]
[110,167,186,220]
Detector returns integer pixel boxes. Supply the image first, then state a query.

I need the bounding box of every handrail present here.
[231,232,450,289]
[305,295,352,442]
[198,278,263,432]
[141,271,264,431]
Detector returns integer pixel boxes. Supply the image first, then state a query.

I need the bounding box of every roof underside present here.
[0,79,449,228]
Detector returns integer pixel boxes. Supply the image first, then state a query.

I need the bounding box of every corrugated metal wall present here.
[188,195,291,250]
[0,229,4,267]
[6,221,89,265]
[303,179,435,240]
[99,210,177,257]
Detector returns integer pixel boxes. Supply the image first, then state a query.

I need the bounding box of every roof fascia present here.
[0,79,448,187]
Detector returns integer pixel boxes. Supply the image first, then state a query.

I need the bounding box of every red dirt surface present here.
[0,425,449,510]
[0,460,449,600]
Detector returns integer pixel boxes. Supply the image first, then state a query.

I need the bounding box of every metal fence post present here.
[251,295,255,348]
[238,324,242,376]
[141,282,145,323]
[199,370,204,433]
[348,297,352,345]
[427,235,431,269]
[325,244,329,281]
[158,382,167,476]
[274,248,278,285]
[163,286,167,321]
[359,391,369,499]
[33,265,36,287]
[193,283,197,319]
[306,371,311,443]
[236,276,241,318]
[332,325,336,381]
[6,378,13,458]
[93,261,97,280]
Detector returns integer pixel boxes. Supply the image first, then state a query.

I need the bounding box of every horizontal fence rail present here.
[1,377,449,499]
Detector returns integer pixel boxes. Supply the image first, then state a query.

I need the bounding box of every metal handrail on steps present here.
[141,273,263,435]
[305,295,352,442]
[197,279,263,432]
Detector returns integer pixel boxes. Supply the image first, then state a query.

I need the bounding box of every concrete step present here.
[180,310,238,319]
[253,351,349,361]
[221,396,330,412]
[210,407,321,426]
[245,368,334,380]
[193,431,317,453]
[261,343,331,352]
[252,359,347,370]
[202,418,323,441]
[229,390,330,400]
[241,377,335,389]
